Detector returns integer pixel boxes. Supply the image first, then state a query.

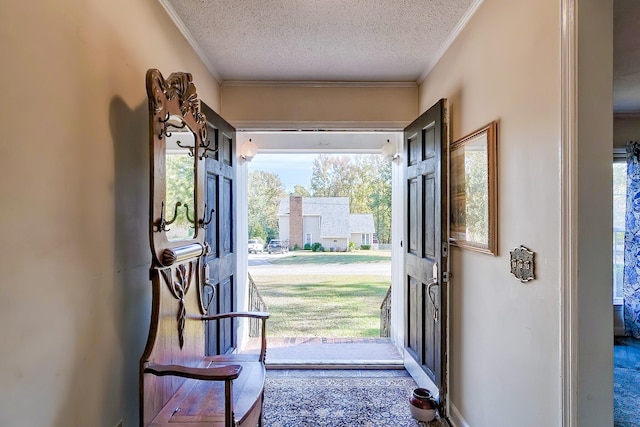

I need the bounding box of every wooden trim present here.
[448,121,498,256]
[560,0,578,426]
[145,363,242,381]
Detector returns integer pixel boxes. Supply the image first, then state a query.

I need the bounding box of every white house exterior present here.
[350,214,376,248]
[278,196,375,251]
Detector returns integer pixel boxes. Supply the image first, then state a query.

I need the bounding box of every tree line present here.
[248,154,392,244]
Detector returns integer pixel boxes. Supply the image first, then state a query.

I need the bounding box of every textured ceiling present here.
[163,0,477,82]
[163,0,640,113]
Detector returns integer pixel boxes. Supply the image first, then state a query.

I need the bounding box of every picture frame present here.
[449,121,498,255]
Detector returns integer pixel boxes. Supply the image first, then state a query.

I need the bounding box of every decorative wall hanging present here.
[449,121,498,255]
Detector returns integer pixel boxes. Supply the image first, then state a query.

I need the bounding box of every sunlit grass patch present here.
[267,250,391,265]
[253,274,389,337]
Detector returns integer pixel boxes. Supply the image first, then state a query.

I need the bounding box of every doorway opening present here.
[612,150,640,425]
[239,130,404,367]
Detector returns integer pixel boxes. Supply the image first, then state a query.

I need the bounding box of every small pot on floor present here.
[409,388,437,422]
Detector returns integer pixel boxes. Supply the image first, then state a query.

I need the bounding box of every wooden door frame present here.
[561,1,615,425]
[560,0,577,423]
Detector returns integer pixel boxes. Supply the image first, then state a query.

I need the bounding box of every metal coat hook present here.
[158,112,187,139]
[200,204,215,228]
[156,201,182,232]
[199,139,218,159]
[184,204,194,224]
[175,139,196,157]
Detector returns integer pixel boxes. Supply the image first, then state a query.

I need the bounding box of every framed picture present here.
[449,121,498,255]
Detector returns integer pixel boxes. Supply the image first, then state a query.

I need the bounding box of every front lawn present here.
[266,250,391,265]
[253,273,390,337]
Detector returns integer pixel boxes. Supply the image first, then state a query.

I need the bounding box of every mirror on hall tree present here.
[164,128,196,241]
[146,69,207,266]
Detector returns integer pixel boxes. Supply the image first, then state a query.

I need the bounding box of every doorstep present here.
[243,337,404,370]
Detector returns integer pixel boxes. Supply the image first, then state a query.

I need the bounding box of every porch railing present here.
[380,286,391,337]
[248,272,268,337]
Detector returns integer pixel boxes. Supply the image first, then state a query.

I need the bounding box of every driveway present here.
[248,253,391,276]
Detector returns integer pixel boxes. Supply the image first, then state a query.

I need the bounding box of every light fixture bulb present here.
[381,139,398,160]
[240,139,258,161]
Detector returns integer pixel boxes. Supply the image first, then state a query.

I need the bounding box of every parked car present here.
[248,239,263,254]
[267,239,287,254]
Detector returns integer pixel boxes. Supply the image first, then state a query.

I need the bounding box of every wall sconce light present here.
[381,139,399,161]
[240,138,258,161]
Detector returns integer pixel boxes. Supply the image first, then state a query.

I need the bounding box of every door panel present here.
[222,177,233,255]
[201,102,237,356]
[404,99,448,409]
[408,178,419,253]
[424,175,436,258]
[205,175,218,255]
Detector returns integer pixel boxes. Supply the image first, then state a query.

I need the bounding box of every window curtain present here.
[624,140,640,338]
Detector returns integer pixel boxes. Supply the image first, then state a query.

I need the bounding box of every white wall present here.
[614,115,640,148]
[278,216,290,242]
[304,216,321,245]
[576,0,614,425]
[320,238,348,251]
[0,0,220,425]
[419,0,562,425]
[221,83,418,129]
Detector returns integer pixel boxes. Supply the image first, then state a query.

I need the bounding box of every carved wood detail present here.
[147,69,207,142]
[160,262,195,348]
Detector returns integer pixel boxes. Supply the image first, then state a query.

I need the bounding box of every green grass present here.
[253,274,389,338]
[267,250,391,265]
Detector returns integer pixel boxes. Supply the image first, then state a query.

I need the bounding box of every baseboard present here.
[449,403,470,427]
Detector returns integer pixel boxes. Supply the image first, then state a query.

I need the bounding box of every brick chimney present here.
[289,196,303,250]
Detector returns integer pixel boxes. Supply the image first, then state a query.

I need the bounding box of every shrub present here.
[311,242,323,252]
[348,241,356,252]
[304,243,311,250]
[293,244,300,251]
[360,244,371,250]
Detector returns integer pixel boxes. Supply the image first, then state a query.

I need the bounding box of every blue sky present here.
[249,153,317,193]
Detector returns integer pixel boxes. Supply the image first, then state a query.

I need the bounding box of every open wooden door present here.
[200,102,237,356]
[404,99,449,412]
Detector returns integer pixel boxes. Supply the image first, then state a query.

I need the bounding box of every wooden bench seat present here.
[147,359,265,427]
[141,301,269,427]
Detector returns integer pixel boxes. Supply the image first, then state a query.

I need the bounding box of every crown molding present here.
[418,0,484,84]
[229,120,409,131]
[158,0,222,83]
[222,80,417,88]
